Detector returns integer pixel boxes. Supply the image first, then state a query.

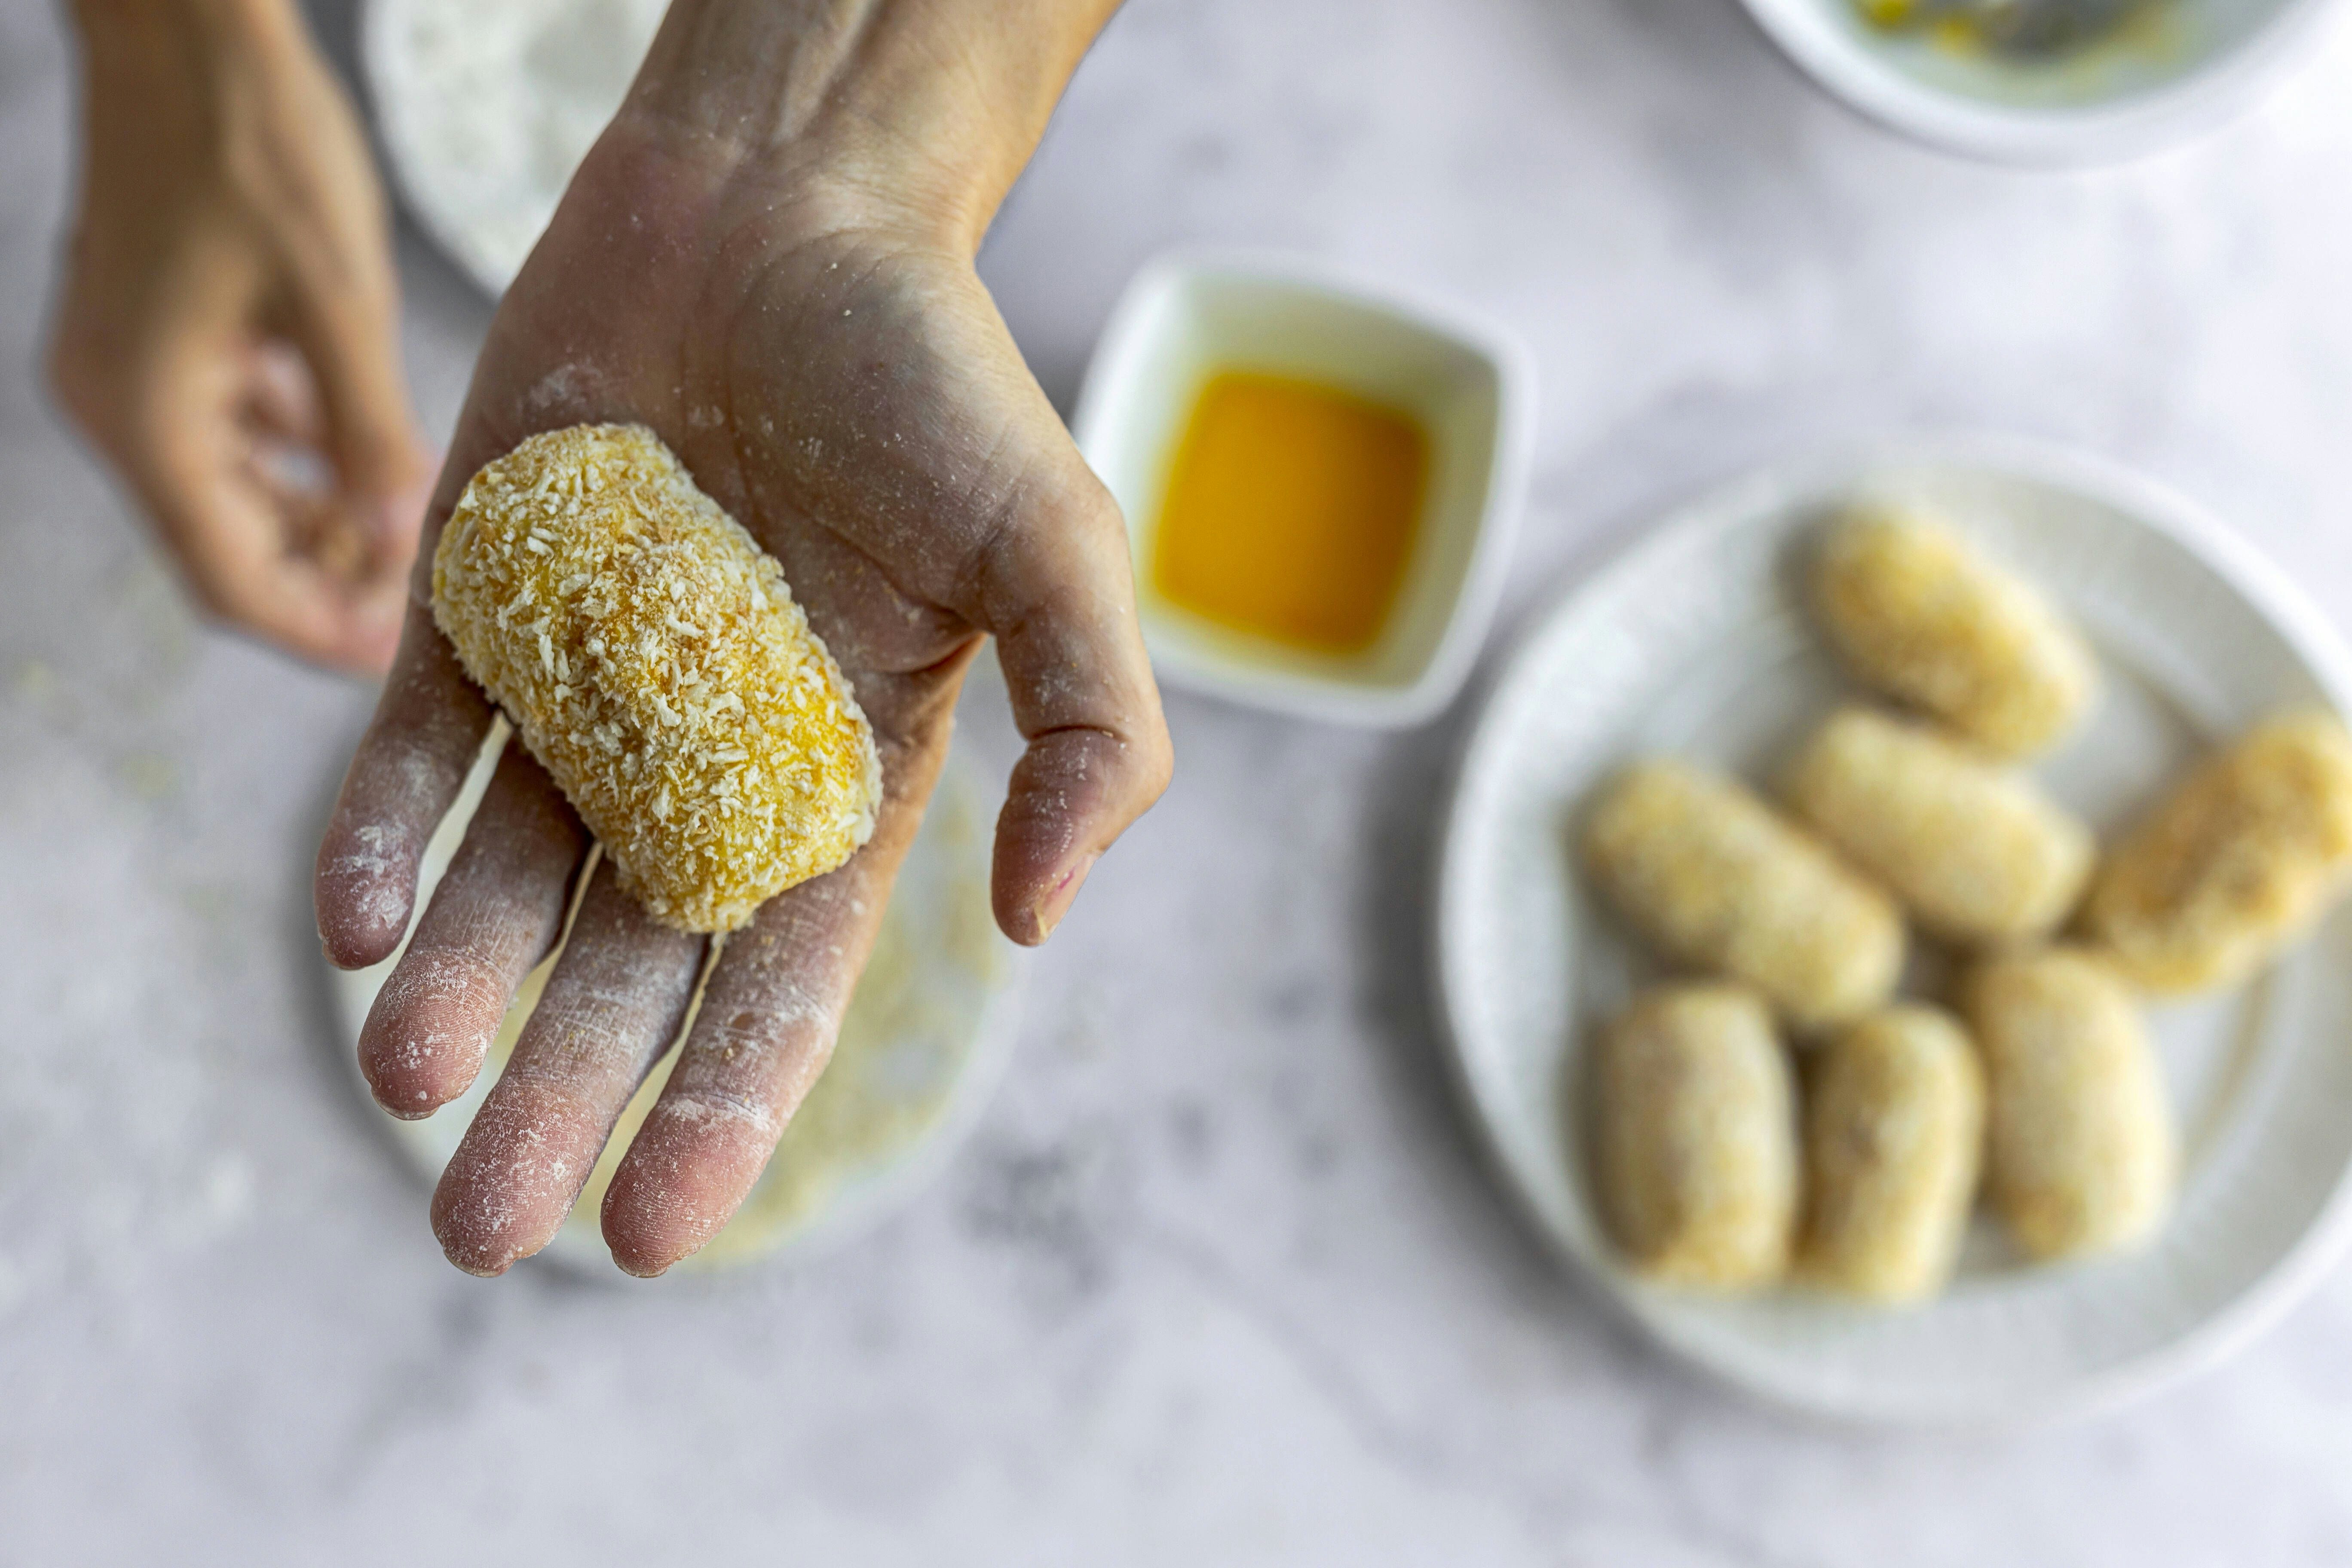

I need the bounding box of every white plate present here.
[328,734,1025,1278]
[1433,434,2352,1425]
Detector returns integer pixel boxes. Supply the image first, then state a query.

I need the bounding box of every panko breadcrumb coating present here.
[1583,761,1904,1033]
[1813,508,2098,757]
[434,423,881,934]
[1595,984,1798,1291]
[1786,707,2094,945]
[2085,710,2352,995]
[1797,1005,1984,1304]
[1966,949,2173,1262]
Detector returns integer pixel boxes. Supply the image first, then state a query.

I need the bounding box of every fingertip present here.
[316,868,413,971]
[991,723,1163,947]
[600,1154,696,1278]
[600,1168,688,1279]
[429,1182,521,1277]
[608,1243,670,1280]
[995,848,1101,946]
[601,1229,671,1280]
[315,816,420,970]
[428,1087,587,1279]
[360,1054,466,1122]
[357,945,505,1115]
[600,1107,769,1279]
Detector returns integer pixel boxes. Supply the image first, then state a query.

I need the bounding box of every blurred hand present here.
[315,0,1168,1277]
[50,0,434,674]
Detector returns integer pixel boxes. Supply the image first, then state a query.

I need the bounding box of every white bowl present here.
[1739,0,2343,162]
[1434,433,2352,1425]
[1073,255,1536,729]
[363,0,666,296]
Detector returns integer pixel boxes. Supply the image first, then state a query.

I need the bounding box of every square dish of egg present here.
[1074,254,1535,728]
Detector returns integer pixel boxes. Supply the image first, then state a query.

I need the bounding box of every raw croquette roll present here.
[434,423,882,934]
[1965,949,2174,1262]
[2085,710,2352,995]
[1798,1004,1984,1304]
[1583,761,1904,1033]
[1786,707,2094,946]
[1813,508,2098,757]
[1595,983,1799,1291]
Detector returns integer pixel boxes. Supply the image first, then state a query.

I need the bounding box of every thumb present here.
[972,464,1173,944]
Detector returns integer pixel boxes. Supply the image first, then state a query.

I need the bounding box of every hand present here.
[315,0,1170,1277]
[49,0,434,674]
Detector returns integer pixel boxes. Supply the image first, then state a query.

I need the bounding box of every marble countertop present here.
[8,0,2352,1560]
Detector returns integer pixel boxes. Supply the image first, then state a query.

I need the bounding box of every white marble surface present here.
[7,0,2352,1559]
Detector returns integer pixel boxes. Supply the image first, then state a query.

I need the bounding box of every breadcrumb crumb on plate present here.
[1434,435,2352,1425]
[434,424,882,934]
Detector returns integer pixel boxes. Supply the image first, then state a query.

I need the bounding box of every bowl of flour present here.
[363,0,667,295]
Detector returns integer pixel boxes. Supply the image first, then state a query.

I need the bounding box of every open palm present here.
[315,121,1169,1276]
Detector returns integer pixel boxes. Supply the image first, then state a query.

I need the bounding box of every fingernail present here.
[1030,851,1102,943]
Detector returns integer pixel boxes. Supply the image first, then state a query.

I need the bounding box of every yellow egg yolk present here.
[1150,371,1429,655]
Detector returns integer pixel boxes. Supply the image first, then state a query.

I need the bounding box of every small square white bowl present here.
[1072,254,1536,729]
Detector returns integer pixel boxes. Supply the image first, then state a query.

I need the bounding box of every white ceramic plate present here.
[328,734,1026,1278]
[1433,434,2352,1425]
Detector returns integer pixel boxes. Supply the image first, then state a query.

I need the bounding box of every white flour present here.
[364,0,670,294]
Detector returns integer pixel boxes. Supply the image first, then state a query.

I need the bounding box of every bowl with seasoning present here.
[1738,0,2343,162]
[1074,254,1536,728]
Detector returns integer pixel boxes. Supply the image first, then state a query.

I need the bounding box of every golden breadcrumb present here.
[1594,983,1798,1292]
[1813,508,2098,757]
[1786,707,2094,945]
[1797,1004,1984,1304]
[434,423,881,934]
[2085,710,2352,995]
[1583,760,1904,1033]
[1965,949,2173,1262]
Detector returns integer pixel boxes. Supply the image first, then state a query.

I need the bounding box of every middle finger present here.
[430,857,707,1276]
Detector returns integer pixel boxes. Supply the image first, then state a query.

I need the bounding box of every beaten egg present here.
[1150,371,1430,655]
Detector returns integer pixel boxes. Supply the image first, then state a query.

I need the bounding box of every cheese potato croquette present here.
[1798,1005,1984,1303]
[1787,707,2094,945]
[2085,711,2352,995]
[1595,984,1799,1291]
[1966,949,2174,1262]
[1813,509,2098,757]
[434,424,882,934]
[1583,761,1904,1032]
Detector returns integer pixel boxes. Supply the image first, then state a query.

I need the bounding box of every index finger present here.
[314,603,496,968]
